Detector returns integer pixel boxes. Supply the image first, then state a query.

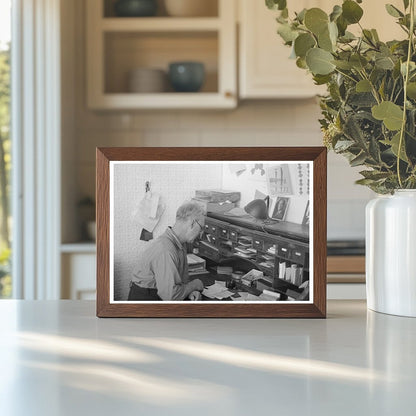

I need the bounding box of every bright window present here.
[0,0,12,298]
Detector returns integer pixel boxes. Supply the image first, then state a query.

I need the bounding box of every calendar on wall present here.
[266,164,293,196]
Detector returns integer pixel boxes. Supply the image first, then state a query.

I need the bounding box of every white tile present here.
[132,111,180,130]
[142,130,200,146]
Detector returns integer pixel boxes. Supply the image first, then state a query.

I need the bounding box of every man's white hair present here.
[176,201,205,221]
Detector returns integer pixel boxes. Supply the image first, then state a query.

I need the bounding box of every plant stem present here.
[397,0,415,188]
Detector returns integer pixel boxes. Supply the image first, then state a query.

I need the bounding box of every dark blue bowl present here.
[114,0,157,17]
[168,62,205,92]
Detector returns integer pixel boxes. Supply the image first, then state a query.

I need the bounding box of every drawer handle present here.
[255,240,260,244]
[212,227,216,232]
[295,252,301,256]
[281,248,287,252]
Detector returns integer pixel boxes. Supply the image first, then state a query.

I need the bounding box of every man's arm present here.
[152,252,203,300]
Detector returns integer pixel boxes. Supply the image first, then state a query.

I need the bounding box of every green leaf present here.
[266,0,287,11]
[277,23,298,43]
[350,54,368,70]
[389,132,409,162]
[334,140,355,151]
[385,4,404,18]
[372,101,404,131]
[342,0,364,24]
[375,56,395,70]
[371,29,380,43]
[306,48,335,75]
[350,152,367,167]
[333,60,352,70]
[313,74,332,85]
[330,5,342,22]
[304,8,329,35]
[403,0,410,10]
[296,57,308,69]
[407,82,416,99]
[356,79,372,92]
[294,33,316,58]
[296,8,307,23]
[318,27,334,52]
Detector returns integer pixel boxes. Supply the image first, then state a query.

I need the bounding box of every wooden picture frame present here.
[96,147,327,318]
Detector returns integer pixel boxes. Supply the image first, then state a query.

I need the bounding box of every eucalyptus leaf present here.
[407,82,416,99]
[333,60,352,70]
[296,57,308,69]
[372,101,404,131]
[318,27,334,52]
[403,0,409,10]
[350,54,368,70]
[342,0,363,24]
[388,132,409,162]
[371,29,380,42]
[336,15,348,36]
[356,79,372,92]
[266,0,287,11]
[294,33,316,58]
[277,23,298,43]
[385,4,404,18]
[304,8,328,35]
[306,48,335,75]
[330,5,342,22]
[296,8,307,23]
[375,55,395,70]
[313,74,332,85]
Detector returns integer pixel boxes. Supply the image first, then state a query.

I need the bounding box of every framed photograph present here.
[96,147,327,318]
[271,197,290,221]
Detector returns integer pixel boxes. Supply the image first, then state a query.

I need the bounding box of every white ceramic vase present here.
[366,190,416,317]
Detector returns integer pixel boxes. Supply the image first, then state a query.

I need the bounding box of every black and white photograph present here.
[110,161,312,304]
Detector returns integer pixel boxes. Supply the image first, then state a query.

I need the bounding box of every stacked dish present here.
[128,68,167,93]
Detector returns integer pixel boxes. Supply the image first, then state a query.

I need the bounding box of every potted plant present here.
[266,0,416,316]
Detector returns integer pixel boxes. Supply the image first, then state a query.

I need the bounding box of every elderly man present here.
[128,201,205,301]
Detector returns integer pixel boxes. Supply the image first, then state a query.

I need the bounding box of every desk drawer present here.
[253,238,264,251]
[277,245,291,260]
[205,223,218,235]
[229,229,239,242]
[290,247,306,264]
[219,227,229,239]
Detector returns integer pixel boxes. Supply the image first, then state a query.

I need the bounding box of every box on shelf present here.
[192,197,235,213]
[195,189,241,203]
[187,253,207,276]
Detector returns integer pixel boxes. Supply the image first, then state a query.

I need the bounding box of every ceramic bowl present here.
[114,0,157,17]
[168,62,205,92]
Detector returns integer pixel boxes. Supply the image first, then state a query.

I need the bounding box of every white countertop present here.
[0,300,415,416]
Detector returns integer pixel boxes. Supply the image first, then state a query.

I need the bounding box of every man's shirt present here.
[131,227,189,300]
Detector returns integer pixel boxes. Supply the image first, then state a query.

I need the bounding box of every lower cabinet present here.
[61,251,96,300]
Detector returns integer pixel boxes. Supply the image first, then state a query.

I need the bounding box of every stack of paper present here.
[202,283,234,300]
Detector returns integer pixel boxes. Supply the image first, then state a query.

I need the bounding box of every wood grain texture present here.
[96,147,327,318]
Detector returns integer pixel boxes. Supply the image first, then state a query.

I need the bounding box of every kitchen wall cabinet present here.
[86,0,237,109]
[238,0,326,99]
[238,0,404,99]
